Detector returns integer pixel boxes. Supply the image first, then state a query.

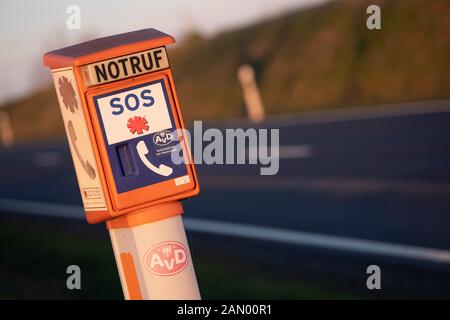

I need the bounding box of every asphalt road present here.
[1,100,450,297]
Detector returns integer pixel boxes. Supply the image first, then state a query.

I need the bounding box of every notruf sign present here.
[83,47,169,86]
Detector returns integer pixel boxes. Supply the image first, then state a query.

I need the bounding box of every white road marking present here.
[184,218,450,264]
[1,198,450,264]
[247,145,313,160]
[278,145,313,159]
[32,152,62,167]
[0,198,83,218]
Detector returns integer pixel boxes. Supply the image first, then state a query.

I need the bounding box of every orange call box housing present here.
[44,29,199,224]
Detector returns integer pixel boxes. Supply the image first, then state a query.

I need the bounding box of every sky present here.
[0,0,326,105]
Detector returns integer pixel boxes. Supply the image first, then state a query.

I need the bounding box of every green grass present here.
[0,215,352,299]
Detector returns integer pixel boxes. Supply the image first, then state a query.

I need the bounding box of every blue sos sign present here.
[92,78,188,194]
[109,89,155,115]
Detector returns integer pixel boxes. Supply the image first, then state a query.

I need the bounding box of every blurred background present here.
[1,0,450,299]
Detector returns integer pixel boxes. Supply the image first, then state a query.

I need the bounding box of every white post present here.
[108,213,200,300]
[0,110,15,147]
[237,64,266,123]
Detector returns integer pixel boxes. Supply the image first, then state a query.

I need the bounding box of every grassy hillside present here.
[2,0,450,143]
[171,0,450,119]
[2,88,63,143]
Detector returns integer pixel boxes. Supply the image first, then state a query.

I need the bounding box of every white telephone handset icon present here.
[136,140,173,177]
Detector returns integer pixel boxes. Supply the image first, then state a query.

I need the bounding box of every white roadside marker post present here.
[237,64,266,123]
[0,111,15,147]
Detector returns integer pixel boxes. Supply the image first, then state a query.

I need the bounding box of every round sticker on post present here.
[144,241,189,276]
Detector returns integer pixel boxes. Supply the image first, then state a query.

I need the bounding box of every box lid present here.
[44,28,175,69]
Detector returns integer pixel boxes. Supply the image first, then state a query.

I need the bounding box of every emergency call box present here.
[44,29,199,224]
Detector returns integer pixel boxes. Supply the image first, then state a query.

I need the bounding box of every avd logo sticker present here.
[144,241,188,276]
[153,129,174,146]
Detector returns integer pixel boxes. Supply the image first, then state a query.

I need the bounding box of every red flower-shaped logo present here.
[58,76,78,113]
[127,116,149,135]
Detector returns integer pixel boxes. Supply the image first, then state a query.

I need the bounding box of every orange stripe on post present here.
[120,253,143,300]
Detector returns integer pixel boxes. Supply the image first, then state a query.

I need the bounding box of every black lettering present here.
[153,49,163,68]
[130,56,142,74]
[141,52,154,71]
[117,58,128,76]
[108,61,120,79]
[94,64,108,83]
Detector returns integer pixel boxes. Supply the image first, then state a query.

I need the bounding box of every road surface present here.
[1,100,450,297]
